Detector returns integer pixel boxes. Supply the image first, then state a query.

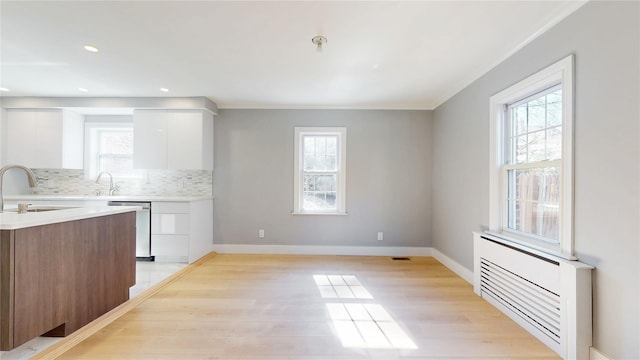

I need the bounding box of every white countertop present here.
[5,194,213,202]
[0,205,141,230]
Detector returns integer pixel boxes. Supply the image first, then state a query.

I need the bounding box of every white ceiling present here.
[0,1,586,110]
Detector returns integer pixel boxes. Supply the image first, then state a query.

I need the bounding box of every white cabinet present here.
[151,199,213,263]
[132,110,167,169]
[133,109,213,170]
[3,109,83,168]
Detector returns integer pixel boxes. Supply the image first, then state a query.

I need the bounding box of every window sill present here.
[484,230,576,261]
[291,211,348,216]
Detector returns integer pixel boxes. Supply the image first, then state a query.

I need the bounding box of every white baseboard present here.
[211,244,432,257]
[590,347,612,360]
[211,245,474,285]
[431,248,473,284]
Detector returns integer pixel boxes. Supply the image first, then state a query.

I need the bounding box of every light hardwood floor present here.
[52,254,559,359]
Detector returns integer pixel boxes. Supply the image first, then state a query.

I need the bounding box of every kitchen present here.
[0,101,216,264]
[0,101,216,357]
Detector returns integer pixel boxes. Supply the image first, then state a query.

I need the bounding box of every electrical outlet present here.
[377,232,384,241]
[259,229,265,238]
[177,180,184,189]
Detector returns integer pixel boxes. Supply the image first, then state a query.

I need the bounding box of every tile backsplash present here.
[31,169,213,197]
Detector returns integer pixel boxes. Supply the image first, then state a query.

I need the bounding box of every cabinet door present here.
[151,235,188,257]
[5,110,35,165]
[61,110,84,169]
[167,110,202,170]
[133,110,167,169]
[151,213,189,234]
[202,111,214,171]
[5,110,64,168]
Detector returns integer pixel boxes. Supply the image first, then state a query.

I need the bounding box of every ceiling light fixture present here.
[0,88,9,92]
[312,36,327,52]
[78,87,88,92]
[84,45,99,52]
[160,88,169,92]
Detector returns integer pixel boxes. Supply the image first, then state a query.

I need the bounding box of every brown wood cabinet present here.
[0,212,136,350]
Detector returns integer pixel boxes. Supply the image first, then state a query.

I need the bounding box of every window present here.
[293,127,347,214]
[85,122,143,179]
[489,55,573,258]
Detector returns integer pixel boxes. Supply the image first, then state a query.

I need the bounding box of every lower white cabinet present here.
[151,199,213,263]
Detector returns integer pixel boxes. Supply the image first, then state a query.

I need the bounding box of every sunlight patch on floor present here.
[313,274,373,299]
[315,274,418,350]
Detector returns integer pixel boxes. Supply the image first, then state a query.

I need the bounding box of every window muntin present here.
[303,135,338,211]
[506,166,560,240]
[504,86,562,242]
[507,86,562,164]
[489,55,573,258]
[85,122,143,179]
[294,127,346,214]
[96,128,135,177]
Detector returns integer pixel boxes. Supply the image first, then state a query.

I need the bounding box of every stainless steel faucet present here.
[0,164,39,213]
[95,171,119,196]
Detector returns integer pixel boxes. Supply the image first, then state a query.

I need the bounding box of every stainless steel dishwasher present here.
[107,201,154,261]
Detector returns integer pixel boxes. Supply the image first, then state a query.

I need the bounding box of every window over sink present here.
[84,121,144,179]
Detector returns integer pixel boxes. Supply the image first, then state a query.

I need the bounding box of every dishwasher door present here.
[107,201,153,261]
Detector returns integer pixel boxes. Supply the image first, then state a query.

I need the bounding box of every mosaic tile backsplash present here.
[31,169,213,197]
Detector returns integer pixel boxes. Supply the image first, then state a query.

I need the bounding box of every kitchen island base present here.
[0,211,136,351]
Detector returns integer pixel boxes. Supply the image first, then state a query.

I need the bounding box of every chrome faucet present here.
[95,171,119,196]
[0,165,39,213]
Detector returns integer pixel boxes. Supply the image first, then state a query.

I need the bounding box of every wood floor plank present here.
[53,254,559,359]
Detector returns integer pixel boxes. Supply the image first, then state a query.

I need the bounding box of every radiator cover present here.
[473,232,593,360]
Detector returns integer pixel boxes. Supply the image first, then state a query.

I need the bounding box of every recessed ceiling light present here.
[84,45,99,53]
[160,88,169,92]
[0,88,9,92]
[78,87,88,92]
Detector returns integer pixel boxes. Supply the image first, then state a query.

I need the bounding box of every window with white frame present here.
[85,122,143,179]
[489,55,574,258]
[293,127,347,214]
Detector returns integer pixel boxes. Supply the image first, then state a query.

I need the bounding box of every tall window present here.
[505,86,562,240]
[85,122,143,179]
[293,127,347,214]
[489,55,573,258]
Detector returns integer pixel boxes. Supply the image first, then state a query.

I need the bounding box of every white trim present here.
[83,121,141,180]
[293,127,347,214]
[211,244,431,257]
[431,248,473,284]
[589,347,612,360]
[291,211,348,216]
[484,231,579,262]
[214,3,588,112]
[489,54,574,257]
[430,1,586,110]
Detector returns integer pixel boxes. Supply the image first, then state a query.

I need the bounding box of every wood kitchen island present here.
[0,206,139,351]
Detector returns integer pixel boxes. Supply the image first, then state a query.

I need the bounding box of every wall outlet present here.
[177,180,184,189]
[259,229,265,238]
[377,232,384,241]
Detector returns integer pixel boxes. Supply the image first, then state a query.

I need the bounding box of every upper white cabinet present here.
[3,109,83,169]
[133,109,213,170]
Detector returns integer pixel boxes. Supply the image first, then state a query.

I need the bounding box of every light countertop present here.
[0,205,141,230]
[4,194,214,202]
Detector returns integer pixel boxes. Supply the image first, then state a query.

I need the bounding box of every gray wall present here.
[214,109,432,248]
[432,2,639,359]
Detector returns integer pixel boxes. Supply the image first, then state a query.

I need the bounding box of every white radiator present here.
[473,232,593,360]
